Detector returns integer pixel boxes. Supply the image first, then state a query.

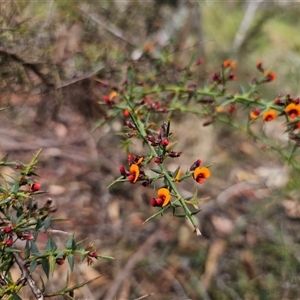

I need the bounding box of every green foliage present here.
[0,150,112,298]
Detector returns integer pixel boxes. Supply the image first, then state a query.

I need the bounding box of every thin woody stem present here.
[13,252,44,300]
[128,104,201,235]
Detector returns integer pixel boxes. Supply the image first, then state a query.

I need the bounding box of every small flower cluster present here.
[85,242,99,266]
[150,159,211,208]
[210,59,237,85]
[250,94,300,143]
[120,154,147,184]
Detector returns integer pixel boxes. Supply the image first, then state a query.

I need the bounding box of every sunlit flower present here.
[128,164,139,184]
[263,71,276,82]
[223,59,237,69]
[144,43,153,52]
[150,188,171,207]
[285,103,300,119]
[193,167,210,184]
[262,110,277,122]
[109,91,117,100]
[123,109,130,118]
[250,108,260,120]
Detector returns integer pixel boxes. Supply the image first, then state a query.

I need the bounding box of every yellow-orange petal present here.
[129,164,139,183]
[250,109,260,120]
[223,59,237,69]
[263,71,276,82]
[137,157,144,165]
[158,188,171,207]
[216,106,223,113]
[285,103,300,119]
[109,91,117,100]
[174,169,182,183]
[262,110,277,122]
[193,167,211,181]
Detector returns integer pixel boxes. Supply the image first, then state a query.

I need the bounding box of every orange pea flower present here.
[109,91,117,100]
[262,110,277,122]
[263,71,276,82]
[223,59,237,69]
[151,188,171,207]
[285,103,300,119]
[123,108,130,118]
[128,164,139,184]
[250,108,260,120]
[193,167,211,184]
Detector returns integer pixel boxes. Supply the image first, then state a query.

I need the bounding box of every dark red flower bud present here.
[161,122,167,132]
[196,58,204,65]
[120,166,127,177]
[88,250,98,258]
[161,138,169,147]
[45,199,53,207]
[123,109,130,118]
[100,81,108,87]
[190,159,202,171]
[150,197,163,207]
[256,61,264,73]
[147,135,156,142]
[154,157,162,164]
[103,95,110,102]
[202,120,213,127]
[56,257,65,265]
[139,97,148,104]
[228,73,236,81]
[2,236,13,246]
[128,154,135,163]
[228,104,236,114]
[126,121,135,129]
[127,174,135,184]
[168,151,182,158]
[150,197,158,207]
[2,225,13,233]
[126,133,134,138]
[156,197,163,206]
[31,183,41,192]
[18,231,34,241]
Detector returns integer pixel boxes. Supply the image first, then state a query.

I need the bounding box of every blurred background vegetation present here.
[1,1,300,299]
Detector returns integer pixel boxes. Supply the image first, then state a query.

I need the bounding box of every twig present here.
[79,4,135,47]
[232,0,264,54]
[13,252,44,300]
[0,48,55,88]
[104,231,161,299]
[55,64,104,89]
[133,293,154,300]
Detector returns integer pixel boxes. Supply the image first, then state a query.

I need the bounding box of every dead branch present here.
[104,231,161,299]
[0,48,55,88]
[13,252,44,300]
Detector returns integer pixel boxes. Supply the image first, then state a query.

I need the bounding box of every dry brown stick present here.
[79,4,135,47]
[133,293,154,300]
[104,231,161,300]
[55,64,104,89]
[13,252,44,300]
[0,48,55,88]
